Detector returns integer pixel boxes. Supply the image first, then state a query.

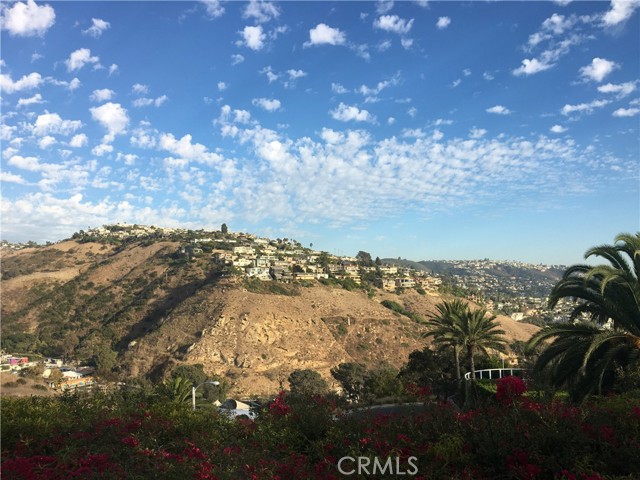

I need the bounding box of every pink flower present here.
[496,376,527,406]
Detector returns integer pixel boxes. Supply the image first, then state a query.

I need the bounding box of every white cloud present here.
[90,102,129,142]
[1,0,55,37]
[0,171,28,184]
[238,25,266,50]
[612,107,639,117]
[597,81,637,98]
[132,83,149,95]
[243,0,280,23]
[82,17,110,37]
[579,57,619,82]
[332,83,348,94]
[553,0,573,5]
[69,133,88,148]
[31,52,43,62]
[201,0,224,19]
[407,106,417,117]
[436,16,451,29]
[17,93,44,107]
[561,99,610,116]
[0,72,43,93]
[159,133,223,165]
[108,64,118,76]
[374,15,414,35]
[469,127,487,139]
[287,69,306,80]
[483,71,495,81]
[541,13,574,35]
[90,88,115,102]
[132,95,167,108]
[513,58,553,76]
[218,81,227,91]
[550,124,568,133]
[463,69,472,77]
[8,154,41,171]
[38,135,56,149]
[92,143,113,156]
[376,0,394,14]
[231,54,245,65]
[603,0,640,27]
[451,79,461,88]
[330,103,375,123]
[358,74,401,96]
[65,48,99,72]
[486,105,512,115]
[400,38,413,49]
[387,117,396,125]
[304,23,346,47]
[32,112,82,136]
[68,78,81,91]
[402,128,425,138]
[252,98,281,112]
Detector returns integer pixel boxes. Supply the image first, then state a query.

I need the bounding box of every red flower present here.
[496,376,527,406]
[269,391,291,417]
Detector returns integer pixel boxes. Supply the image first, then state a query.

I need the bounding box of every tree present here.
[157,376,193,404]
[288,369,328,397]
[527,233,640,402]
[221,223,228,234]
[425,300,506,380]
[331,362,367,401]
[356,251,373,267]
[424,299,468,381]
[399,348,457,400]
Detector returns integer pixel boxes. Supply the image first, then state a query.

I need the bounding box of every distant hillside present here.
[1,235,539,396]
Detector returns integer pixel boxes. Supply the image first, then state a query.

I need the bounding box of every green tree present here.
[399,348,457,400]
[424,299,468,381]
[157,376,193,404]
[527,233,640,402]
[221,223,228,234]
[331,362,367,402]
[288,369,328,397]
[363,366,403,400]
[425,300,506,380]
[356,251,373,267]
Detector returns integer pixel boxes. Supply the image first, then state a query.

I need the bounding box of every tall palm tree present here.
[426,300,506,380]
[458,307,507,379]
[527,233,640,402]
[425,299,468,381]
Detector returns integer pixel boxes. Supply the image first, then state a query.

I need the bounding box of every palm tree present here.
[426,300,506,380]
[425,299,468,381]
[527,233,640,402]
[458,307,507,379]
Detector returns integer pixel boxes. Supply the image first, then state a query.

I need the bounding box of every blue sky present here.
[1,0,638,265]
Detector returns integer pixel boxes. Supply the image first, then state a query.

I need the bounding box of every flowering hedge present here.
[2,387,639,479]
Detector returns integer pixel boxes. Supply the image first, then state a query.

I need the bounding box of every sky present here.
[1,0,638,265]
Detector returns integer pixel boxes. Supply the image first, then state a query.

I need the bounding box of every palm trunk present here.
[469,346,476,380]
[453,345,461,381]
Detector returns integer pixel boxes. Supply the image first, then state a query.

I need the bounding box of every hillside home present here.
[395,278,416,288]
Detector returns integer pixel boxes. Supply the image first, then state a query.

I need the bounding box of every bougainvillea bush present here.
[2,386,639,479]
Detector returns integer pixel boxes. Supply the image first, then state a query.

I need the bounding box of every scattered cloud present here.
[218,81,227,91]
[469,127,487,139]
[82,17,110,37]
[231,54,245,65]
[376,0,394,15]
[513,58,553,76]
[32,112,83,136]
[90,102,129,142]
[243,0,280,23]
[602,0,640,27]
[332,83,349,94]
[238,25,266,50]
[486,105,512,115]
[65,48,100,72]
[201,0,224,19]
[90,88,115,102]
[597,81,637,98]
[108,64,118,76]
[304,23,346,47]
[38,135,56,149]
[17,93,44,107]
[579,57,619,82]
[0,0,55,37]
[374,15,414,35]
[561,99,610,116]
[132,83,149,95]
[69,133,88,148]
[436,16,451,29]
[252,97,281,111]
[612,107,639,117]
[133,95,168,108]
[483,71,495,81]
[0,72,43,93]
[550,124,568,133]
[330,103,376,123]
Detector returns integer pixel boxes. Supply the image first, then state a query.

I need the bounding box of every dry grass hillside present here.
[1,240,539,395]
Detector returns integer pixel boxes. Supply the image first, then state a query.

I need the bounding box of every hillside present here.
[1,237,538,395]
